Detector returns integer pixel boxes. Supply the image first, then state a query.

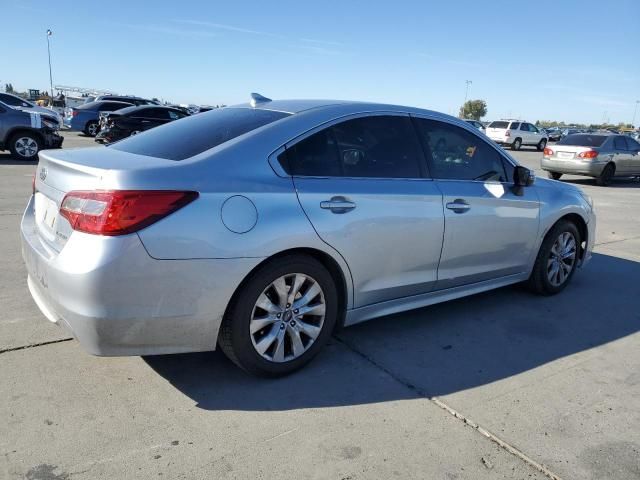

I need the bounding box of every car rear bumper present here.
[541,158,607,176]
[21,195,262,356]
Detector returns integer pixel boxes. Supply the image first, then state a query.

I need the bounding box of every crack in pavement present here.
[333,335,564,480]
[0,337,73,355]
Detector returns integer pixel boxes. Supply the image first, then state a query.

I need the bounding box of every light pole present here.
[46,29,54,100]
[461,79,472,117]
[632,100,640,128]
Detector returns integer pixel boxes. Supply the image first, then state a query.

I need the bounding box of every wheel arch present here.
[553,213,589,263]
[221,247,351,337]
[6,127,44,144]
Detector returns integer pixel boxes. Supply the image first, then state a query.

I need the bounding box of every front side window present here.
[613,136,626,150]
[414,118,509,182]
[625,137,640,151]
[282,115,424,178]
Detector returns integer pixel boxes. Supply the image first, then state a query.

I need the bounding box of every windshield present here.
[110,107,291,160]
[557,134,608,147]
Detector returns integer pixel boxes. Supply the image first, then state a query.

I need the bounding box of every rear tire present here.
[218,254,338,377]
[537,139,547,151]
[8,132,41,161]
[596,163,615,186]
[528,220,580,295]
[548,172,562,180]
[511,138,522,151]
[84,121,99,137]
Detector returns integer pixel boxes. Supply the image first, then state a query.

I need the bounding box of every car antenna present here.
[250,93,272,108]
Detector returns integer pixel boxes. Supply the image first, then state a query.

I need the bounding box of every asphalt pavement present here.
[1,132,638,480]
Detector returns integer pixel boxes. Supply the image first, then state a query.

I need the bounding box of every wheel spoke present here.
[297,319,321,340]
[254,326,279,355]
[272,276,288,309]
[289,327,305,357]
[255,293,281,314]
[296,303,325,317]
[272,328,286,362]
[250,315,278,334]
[294,282,322,309]
[287,274,306,306]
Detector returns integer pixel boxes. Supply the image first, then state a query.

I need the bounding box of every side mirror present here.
[514,166,535,187]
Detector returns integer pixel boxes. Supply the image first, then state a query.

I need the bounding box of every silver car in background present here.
[542,133,640,185]
[21,96,595,376]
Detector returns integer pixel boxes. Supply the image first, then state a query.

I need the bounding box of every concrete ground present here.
[1,132,639,480]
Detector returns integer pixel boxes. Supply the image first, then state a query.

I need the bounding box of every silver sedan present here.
[542,133,640,186]
[21,96,596,376]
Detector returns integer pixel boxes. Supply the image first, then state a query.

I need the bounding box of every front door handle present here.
[446,199,471,214]
[320,197,356,213]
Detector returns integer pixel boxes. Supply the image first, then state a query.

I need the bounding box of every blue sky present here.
[2,0,639,124]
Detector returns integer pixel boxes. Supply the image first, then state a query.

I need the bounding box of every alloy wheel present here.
[250,273,326,363]
[14,137,38,158]
[547,232,577,287]
[87,123,98,136]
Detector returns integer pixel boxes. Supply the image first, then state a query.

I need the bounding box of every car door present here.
[412,117,540,289]
[132,108,166,130]
[612,136,632,174]
[519,123,533,145]
[624,137,640,174]
[284,113,445,307]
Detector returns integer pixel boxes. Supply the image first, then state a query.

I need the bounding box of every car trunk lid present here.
[550,145,599,160]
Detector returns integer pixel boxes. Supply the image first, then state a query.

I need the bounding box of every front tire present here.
[511,138,522,151]
[218,255,338,377]
[9,132,42,161]
[528,220,580,295]
[548,171,562,180]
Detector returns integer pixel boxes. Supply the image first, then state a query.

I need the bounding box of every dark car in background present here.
[546,127,563,141]
[64,100,133,136]
[83,95,159,106]
[95,105,189,144]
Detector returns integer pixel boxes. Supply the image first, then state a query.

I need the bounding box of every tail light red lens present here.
[72,110,78,117]
[32,171,36,195]
[60,190,198,236]
[504,131,511,137]
[543,147,554,156]
[578,150,598,159]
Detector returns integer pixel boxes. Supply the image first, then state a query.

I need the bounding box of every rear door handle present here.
[320,197,356,213]
[446,199,471,213]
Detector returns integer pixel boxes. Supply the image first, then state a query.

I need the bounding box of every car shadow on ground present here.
[0,153,37,165]
[144,253,639,411]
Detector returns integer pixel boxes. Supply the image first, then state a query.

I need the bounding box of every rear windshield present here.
[110,107,291,160]
[557,134,608,147]
[488,121,509,129]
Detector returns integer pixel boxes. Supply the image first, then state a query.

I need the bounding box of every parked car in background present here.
[95,105,189,144]
[22,97,595,376]
[464,119,485,133]
[542,133,640,185]
[486,120,548,151]
[545,128,563,142]
[560,128,582,139]
[0,100,63,161]
[65,100,133,136]
[0,93,63,128]
[87,95,159,106]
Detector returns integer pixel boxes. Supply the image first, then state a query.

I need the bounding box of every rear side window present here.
[282,115,424,178]
[557,135,607,147]
[414,118,509,182]
[111,107,290,160]
[488,121,509,129]
[614,137,627,150]
[99,102,132,111]
[510,122,520,130]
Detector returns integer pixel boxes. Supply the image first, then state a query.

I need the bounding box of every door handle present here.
[446,199,471,213]
[320,197,356,213]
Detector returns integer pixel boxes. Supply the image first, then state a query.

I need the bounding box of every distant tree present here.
[459,99,487,120]
[5,83,14,93]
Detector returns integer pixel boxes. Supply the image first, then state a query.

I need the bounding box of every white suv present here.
[486,120,548,151]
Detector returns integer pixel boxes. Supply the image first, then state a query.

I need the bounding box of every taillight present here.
[72,110,78,117]
[32,171,36,195]
[543,147,554,156]
[578,150,598,159]
[504,131,510,137]
[59,190,198,236]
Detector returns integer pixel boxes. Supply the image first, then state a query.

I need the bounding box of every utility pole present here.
[632,100,640,128]
[461,80,472,117]
[46,29,54,99]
